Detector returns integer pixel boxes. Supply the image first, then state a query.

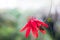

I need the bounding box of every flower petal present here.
[25,27,31,38]
[42,22,48,28]
[34,19,43,26]
[34,19,48,28]
[31,20,38,30]
[20,21,30,32]
[32,28,38,38]
[40,30,46,34]
[20,26,27,32]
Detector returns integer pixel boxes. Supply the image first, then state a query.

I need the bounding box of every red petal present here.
[34,19,48,28]
[20,21,30,32]
[40,30,46,34]
[25,27,31,38]
[31,20,38,30]
[42,22,48,28]
[20,26,27,32]
[32,28,38,38]
[34,19,43,26]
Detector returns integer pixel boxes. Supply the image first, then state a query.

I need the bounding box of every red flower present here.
[20,17,48,38]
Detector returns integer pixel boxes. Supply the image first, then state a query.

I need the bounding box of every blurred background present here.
[0,0,60,40]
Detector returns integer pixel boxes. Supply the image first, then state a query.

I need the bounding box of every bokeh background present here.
[0,0,60,40]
